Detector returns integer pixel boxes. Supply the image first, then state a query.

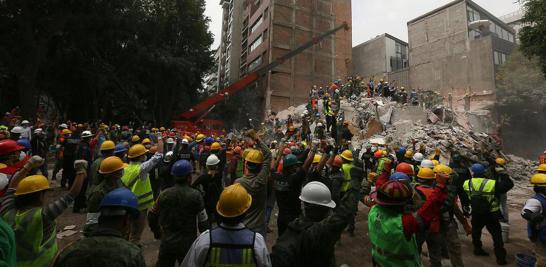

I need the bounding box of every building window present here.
[494,51,508,65]
[250,15,263,34]
[248,56,262,71]
[250,35,263,52]
[467,6,480,22]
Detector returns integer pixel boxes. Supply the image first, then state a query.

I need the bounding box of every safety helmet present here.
[537,164,546,172]
[395,162,414,175]
[389,172,411,182]
[100,140,116,151]
[530,173,546,187]
[413,152,424,162]
[0,173,7,191]
[99,156,128,174]
[206,154,221,166]
[81,131,93,138]
[495,158,506,166]
[159,127,166,132]
[16,139,31,150]
[216,183,252,218]
[374,150,383,159]
[433,164,453,175]
[151,128,158,132]
[431,160,439,166]
[59,123,68,129]
[420,159,434,168]
[282,148,292,155]
[10,126,24,134]
[162,151,174,163]
[299,181,336,208]
[372,180,411,206]
[171,160,193,177]
[166,138,175,144]
[340,150,353,161]
[417,167,435,179]
[114,144,127,154]
[204,137,214,145]
[181,139,189,145]
[283,154,298,168]
[0,139,24,156]
[141,138,151,145]
[196,134,205,142]
[62,129,72,135]
[313,154,322,164]
[15,175,50,196]
[404,150,413,159]
[471,163,485,176]
[99,188,139,216]
[34,128,43,134]
[398,147,407,154]
[211,142,222,151]
[332,156,343,168]
[131,135,141,143]
[317,122,324,127]
[127,144,148,159]
[0,163,6,169]
[245,149,264,164]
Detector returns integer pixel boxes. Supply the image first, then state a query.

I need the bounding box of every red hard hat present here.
[332,155,343,168]
[374,150,383,158]
[282,148,292,155]
[395,162,414,175]
[0,139,24,156]
[371,180,411,206]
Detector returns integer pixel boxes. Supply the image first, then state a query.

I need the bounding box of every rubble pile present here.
[505,155,538,182]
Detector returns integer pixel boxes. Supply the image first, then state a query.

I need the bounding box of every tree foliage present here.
[519,0,546,77]
[0,0,213,125]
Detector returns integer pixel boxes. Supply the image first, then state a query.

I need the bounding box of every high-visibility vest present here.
[341,163,353,193]
[122,163,154,210]
[368,205,422,267]
[463,177,499,212]
[3,208,58,267]
[205,226,257,267]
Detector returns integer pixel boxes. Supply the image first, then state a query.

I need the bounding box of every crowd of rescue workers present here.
[0,76,545,267]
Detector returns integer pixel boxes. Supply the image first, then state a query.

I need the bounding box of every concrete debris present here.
[56,229,78,239]
[505,155,538,182]
[63,225,77,230]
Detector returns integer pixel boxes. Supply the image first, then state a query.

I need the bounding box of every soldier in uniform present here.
[53,188,145,267]
[148,160,209,267]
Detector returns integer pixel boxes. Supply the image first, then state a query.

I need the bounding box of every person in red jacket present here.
[0,140,26,178]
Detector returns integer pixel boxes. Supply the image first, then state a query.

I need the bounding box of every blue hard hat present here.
[390,172,410,182]
[398,147,407,154]
[114,144,127,154]
[17,138,31,150]
[471,163,485,175]
[171,160,193,177]
[100,188,139,214]
[204,137,214,145]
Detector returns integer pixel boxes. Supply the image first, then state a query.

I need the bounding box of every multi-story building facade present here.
[217,0,352,114]
[407,0,516,96]
[500,9,526,42]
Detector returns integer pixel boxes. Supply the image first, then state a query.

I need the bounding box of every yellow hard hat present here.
[128,144,148,159]
[404,150,413,159]
[417,167,435,179]
[211,142,221,151]
[242,148,252,159]
[99,156,128,174]
[15,175,50,196]
[537,164,546,172]
[196,134,205,142]
[433,164,453,175]
[245,149,264,164]
[142,138,151,145]
[159,127,166,131]
[340,150,353,161]
[0,163,6,169]
[151,128,158,132]
[313,154,322,164]
[530,173,546,187]
[61,129,72,135]
[432,160,439,166]
[131,135,141,143]
[216,184,252,218]
[100,140,115,151]
[495,158,506,166]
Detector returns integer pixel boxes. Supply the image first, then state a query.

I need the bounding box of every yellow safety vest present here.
[3,208,58,267]
[122,163,154,210]
[341,163,353,193]
[463,177,499,212]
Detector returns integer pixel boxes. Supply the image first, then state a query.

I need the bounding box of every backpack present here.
[271,221,313,267]
[469,179,492,215]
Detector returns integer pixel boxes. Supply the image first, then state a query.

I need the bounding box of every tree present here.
[519,0,546,77]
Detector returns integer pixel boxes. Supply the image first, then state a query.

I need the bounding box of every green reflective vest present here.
[368,205,422,267]
[122,163,154,210]
[3,208,58,267]
[463,177,499,212]
[341,163,352,193]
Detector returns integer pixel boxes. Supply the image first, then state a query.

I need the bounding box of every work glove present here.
[74,160,88,173]
[25,156,44,169]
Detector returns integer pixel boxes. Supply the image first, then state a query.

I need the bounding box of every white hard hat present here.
[59,123,68,129]
[10,126,24,134]
[206,154,220,166]
[163,151,174,163]
[335,89,340,94]
[81,130,93,138]
[0,173,7,191]
[34,128,43,134]
[420,159,434,168]
[317,123,323,127]
[166,138,175,144]
[21,120,30,125]
[181,139,189,144]
[413,152,424,162]
[299,181,336,208]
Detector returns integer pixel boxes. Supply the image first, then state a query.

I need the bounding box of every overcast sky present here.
[204,0,521,49]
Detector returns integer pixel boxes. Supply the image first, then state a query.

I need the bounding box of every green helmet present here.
[283,154,298,168]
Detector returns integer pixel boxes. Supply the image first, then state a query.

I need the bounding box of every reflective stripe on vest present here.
[463,178,499,212]
[368,205,422,267]
[122,163,154,210]
[205,227,257,267]
[341,163,352,193]
[3,208,58,267]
